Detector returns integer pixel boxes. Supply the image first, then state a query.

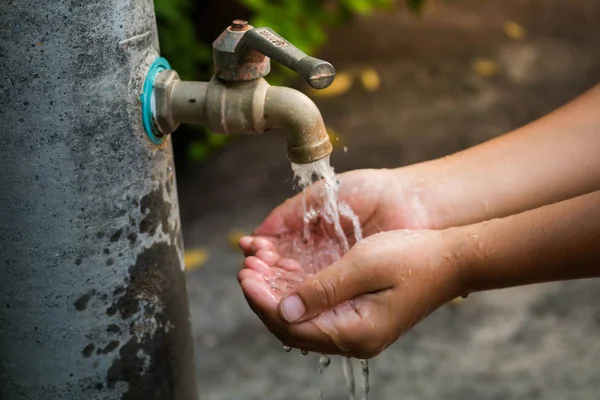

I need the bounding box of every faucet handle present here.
[236,27,336,89]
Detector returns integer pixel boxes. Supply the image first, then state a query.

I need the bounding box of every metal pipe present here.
[0,1,199,399]
[171,81,209,125]
[264,86,333,164]
[152,73,333,164]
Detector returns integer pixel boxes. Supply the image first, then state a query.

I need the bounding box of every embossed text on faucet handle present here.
[236,27,336,90]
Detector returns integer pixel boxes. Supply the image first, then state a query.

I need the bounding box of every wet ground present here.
[176,1,600,399]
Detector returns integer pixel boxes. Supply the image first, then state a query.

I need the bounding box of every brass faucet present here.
[151,19,335,164]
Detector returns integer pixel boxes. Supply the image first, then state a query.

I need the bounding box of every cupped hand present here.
[238,229,464,359]
[253,168,435,240]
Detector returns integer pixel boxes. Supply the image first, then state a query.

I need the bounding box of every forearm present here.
[401,83,600,228]
[454,190,600,293]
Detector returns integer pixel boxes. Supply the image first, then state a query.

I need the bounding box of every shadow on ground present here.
[176,1,600,399]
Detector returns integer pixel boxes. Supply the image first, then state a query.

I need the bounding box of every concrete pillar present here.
[0,1,198,399]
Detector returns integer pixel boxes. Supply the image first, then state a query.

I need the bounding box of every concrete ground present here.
[176,1,600,399]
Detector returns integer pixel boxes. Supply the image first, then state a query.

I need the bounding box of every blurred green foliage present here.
[153,0,211,81]
[153,0,426,163]
[239,0,394,75]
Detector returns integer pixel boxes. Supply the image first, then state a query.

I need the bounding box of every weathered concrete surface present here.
[0,1,197,399]
[178,0,600,399]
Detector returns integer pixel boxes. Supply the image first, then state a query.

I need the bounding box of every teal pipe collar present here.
[141,57,171,145]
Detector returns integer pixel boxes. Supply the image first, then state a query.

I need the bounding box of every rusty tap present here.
[213,21,336,89]
[149,20,335,164]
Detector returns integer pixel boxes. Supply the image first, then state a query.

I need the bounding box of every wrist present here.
[391,161,458,230]
[441,226,475,298]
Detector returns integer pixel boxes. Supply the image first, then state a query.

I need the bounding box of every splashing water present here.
[317,354,331,399]
[291,156,351,251]
[360,359,370,399]
[342,357,356,400]
[288,156,369,400]
[318,355,331,373]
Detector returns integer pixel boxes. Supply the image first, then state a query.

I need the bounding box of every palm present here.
[254,169,421,240]
[237,168,433,353]
[245,169,403,292]
[238,233,381,355]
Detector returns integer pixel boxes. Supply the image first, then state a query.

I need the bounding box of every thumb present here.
[278,248,391,323]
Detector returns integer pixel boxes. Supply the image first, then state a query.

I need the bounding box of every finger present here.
[241,294,298,348]
[238,267,260,282]
[243,256,272,276]
[278,249,393,323]
[255,249,281,266]
[251,237,276,253]
[276,301,383,356]
[238,271,282,313]
[239,236,277,255]
[239,274,308,349]
[239,271,347,355]
[308,292,395,359]
[286,319,349,355]
[276,257,303,272]
[242,256,303,299]
[239,236,254,255]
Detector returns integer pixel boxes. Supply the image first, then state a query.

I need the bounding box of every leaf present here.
[472,59,499,78]
[184,248,209,271]
[227,229,248,250]
[359,67,381,92]
[503,20,526,40]
[308,71,354,98]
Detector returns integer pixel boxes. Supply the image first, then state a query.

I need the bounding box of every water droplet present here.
[282,345,292,352]
[288,156,365,399]
[342,357,356,400]
[360,359,370,400]
[318,354,331,373]
[301,349,309,355]
[343,146,348,153]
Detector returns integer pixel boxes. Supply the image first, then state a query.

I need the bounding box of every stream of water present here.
[290,156,369,400]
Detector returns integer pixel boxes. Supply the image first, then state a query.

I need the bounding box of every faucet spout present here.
[264,86,332,164]
[144,20,337,162]
[152,71,333,164]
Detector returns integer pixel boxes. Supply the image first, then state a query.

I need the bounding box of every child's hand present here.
[253,168,439,241]
[238,229,464,359]
[238,166,461,358]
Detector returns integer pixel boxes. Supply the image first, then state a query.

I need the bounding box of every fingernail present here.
[280,295,306,323]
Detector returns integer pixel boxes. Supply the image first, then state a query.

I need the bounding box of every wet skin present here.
[238,229,460,359]
[239,189,600,359]
[237,169,460,358]
[238,84,600,359]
